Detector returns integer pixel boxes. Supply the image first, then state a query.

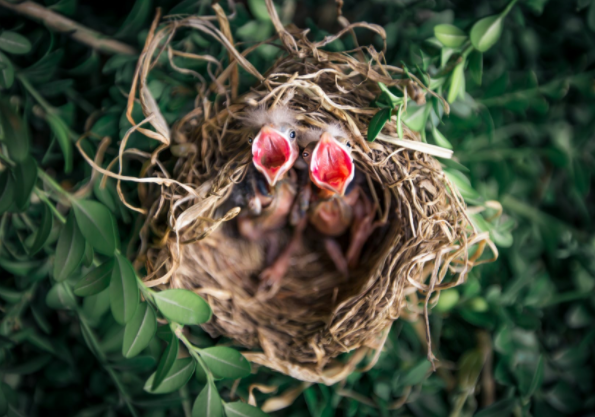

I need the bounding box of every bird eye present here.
[248,136,253,144]
[289,130,296,139]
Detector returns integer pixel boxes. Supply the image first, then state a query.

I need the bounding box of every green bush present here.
[0,0,594,416]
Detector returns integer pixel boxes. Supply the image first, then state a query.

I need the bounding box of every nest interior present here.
[109,2,496,384]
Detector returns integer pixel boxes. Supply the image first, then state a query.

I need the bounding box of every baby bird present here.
[236,106,301,289]
[302,126,377,274]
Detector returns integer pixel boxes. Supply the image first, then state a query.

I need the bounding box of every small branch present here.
[0,0,137,56]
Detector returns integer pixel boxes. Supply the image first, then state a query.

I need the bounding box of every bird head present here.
[248,108,299,187]
[303,128,354,196]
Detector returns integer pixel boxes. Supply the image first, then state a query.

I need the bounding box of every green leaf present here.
[46,282,76,310]
[30,203,54,255]
[199,347,251,379]
[396,105,404,139]
[0,384,6,416]
[523,0,548,15]
[474,398,517,417]
[83,288,111,320]
[470,15,503,52]
[434,289,460,312]
[53,212,86,282]
[367,107,391,142]
[403,104,429,132]
[444,168,481,201]
[109,252,139,324]
[152,333,179,390]
[0,100,30,162]
[144,357,195,394]
[13,156,37,212]
[400,360,432,386]
[0,286,23,303]
[153,289,212,325]
[0,51,14,89]
[431,127,453,149]
[122,302,157,358]
[69,51,100,77]
[0,31,32,55]
[248,0,271,21]
[45,114,72,174]
[115,0,153,38]
[224,402,269,417]
[524,355,544,399]
[192,381,223,417]
[589,1,595,32]
[378,82,403,108]
[0,258,44,276]
[49,0,77,16]
[72,200,117,256]
[448,59,466,103]
[434,24,467,48]
[83,241,94,268]
[0,170,15,214]
[22,50,64,84]
[469,51,483,85]
[74,259,114,297]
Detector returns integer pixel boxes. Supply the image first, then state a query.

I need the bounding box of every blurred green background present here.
[0,0,594,416]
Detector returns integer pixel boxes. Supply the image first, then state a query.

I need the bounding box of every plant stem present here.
[34,188,67,224]
[175,326,215,382]
[37,169,74,201]
[0,0,136,55]
[16,74,54,114]
[66,284,139,417]
[501,0,519,18]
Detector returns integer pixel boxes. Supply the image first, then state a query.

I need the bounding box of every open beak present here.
[252,125,298,186]
[310,132,354,196]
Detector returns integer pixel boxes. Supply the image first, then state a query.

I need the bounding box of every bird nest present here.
[87,3,496,384]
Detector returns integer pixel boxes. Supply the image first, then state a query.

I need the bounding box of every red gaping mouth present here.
[252,126,296,186]
[310,132,354,195]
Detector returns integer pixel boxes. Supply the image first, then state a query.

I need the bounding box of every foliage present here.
[0,0,594,416]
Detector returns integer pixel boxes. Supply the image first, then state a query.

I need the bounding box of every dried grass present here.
[83,1,497,384]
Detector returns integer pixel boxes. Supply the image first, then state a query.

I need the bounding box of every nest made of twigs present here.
[82,2,497,384]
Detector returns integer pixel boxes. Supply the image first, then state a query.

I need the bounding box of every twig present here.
[0,0,136,56]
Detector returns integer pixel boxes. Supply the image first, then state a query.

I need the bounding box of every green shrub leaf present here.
[14,156,37,212]
[29,203,54,255]
[45,113,72,173]
[470,15,503,52]
[72,199,117,256]
[0,170,15,215]
[109,253,139,324]
[199,347,251,379]
[431,127,453,149]
[144,357,195,394]
[224,402,269,417]
[152,332,179,390]
[53,213,86,282]
[367,107,391,142]
[448,59,466,103]
[475,398,517,417]
[0,51,14,89]
[434,24,467,48]
[123,302,157,359]
[46,282,76,310]
[192,381,223,417]
[153,289,212,325]
[0,31,32,55]
[74,259,114,297]
[469,51,483,85]
[0,100,30,163]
